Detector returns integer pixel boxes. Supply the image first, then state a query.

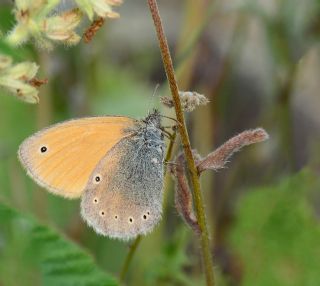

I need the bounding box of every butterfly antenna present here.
[146,83,161,114]
[152,83,160,97]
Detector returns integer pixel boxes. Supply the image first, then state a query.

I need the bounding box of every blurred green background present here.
[1,0,320,285]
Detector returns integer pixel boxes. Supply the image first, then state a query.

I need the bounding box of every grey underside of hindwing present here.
[80,135,164,240]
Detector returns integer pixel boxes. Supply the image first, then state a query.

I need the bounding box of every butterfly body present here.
[18,110,165,240]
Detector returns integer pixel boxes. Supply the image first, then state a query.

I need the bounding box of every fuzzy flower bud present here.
[161,91,209,112]
[0,55,12,69]
[42,9,82,45]
[76,0,122,19]
[6,0,82,50]
[0,54,45,103]
[197,128,269,173]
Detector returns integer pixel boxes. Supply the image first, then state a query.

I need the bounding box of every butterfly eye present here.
[143,214,147,220]
[40,146,47,153]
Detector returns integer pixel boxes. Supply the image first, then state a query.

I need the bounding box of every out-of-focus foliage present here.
[0,53,41,103]
[144,227,197,286]
[75,0,122,19]
[0,19,42,104]
[230,169,320,286]
[0,202,118,286]
[6,1,82,49]
[6,0,122,50]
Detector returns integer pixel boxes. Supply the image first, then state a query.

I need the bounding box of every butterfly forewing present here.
[18,117,136,198]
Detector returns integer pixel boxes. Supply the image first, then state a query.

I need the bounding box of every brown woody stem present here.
[147,0,215,285]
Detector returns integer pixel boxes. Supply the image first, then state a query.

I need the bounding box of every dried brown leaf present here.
[170,153,201,235]
[83,17,105,43]
[28,78,48,87]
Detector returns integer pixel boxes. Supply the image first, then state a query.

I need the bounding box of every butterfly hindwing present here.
[81,128,165,240]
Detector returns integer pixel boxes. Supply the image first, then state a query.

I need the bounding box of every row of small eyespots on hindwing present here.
[92,197,151,224]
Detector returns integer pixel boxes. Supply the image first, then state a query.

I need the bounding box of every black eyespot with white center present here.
[40,146,47,153]
[93,174,101,184]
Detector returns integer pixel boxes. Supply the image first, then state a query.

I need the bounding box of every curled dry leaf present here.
[197,128,269,173]
[29,78,48,87]
[170,153,201,235]
[161,91,209,112]
[83,17,105,43]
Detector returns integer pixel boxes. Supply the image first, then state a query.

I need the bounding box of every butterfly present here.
[18,110,166,240]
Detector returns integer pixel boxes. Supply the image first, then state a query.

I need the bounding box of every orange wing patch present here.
[18,117,136,198]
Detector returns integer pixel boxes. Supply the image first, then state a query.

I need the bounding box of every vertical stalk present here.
[119,235,142,282]
[147,1,215,285]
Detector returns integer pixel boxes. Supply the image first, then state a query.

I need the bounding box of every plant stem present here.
[164,130,177,166]
[119,129,177,282]
[147,1,215,285]
[119,235,141,282]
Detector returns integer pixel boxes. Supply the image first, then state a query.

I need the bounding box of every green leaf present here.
[230,169,320,286]
[0,202,119,286]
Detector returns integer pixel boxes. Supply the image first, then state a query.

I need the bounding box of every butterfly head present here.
[143,109,161,129]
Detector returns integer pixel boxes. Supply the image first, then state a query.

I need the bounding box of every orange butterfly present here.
[19,110,165,240]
